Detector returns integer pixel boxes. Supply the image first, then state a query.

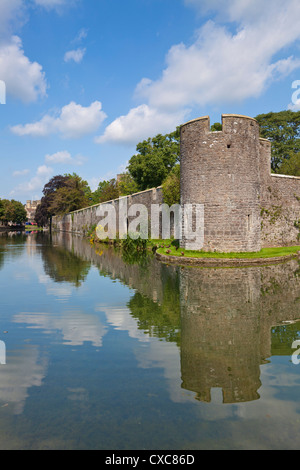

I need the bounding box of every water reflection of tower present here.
[26,233,37,257]
[180,267,262,403]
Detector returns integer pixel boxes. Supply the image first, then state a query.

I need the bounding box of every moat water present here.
[0,231,300,450]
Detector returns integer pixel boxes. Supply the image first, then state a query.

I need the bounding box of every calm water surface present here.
[0,231,300,449]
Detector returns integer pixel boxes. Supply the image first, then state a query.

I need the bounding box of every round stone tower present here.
[180,114,261,253]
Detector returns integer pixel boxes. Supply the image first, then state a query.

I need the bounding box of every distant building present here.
[25,200,41,224]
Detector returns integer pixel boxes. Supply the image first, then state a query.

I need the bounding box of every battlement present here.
[180,114,263,252]
[181,113,260,137]
[52,112,300,252]
[180,113,300,252]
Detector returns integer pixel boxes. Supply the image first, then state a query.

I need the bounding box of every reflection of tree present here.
[127,269,181,345]
[121,249,151,268]
[40,244,91,287]
[0,249,4,271]
[271,321,300,356]
[0,232,26,270]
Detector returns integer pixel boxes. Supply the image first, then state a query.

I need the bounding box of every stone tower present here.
[180,114,262,252]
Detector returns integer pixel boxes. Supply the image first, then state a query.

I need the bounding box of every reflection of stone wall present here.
[51,232,177,306]
[52,233,300,405]
[180,267,262,403]
[180,260,300,404]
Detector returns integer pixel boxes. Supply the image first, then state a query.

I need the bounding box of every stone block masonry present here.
[52,187,164,237]
[53,113,300,252]
[180,114,300,252]
[180,114,262,252]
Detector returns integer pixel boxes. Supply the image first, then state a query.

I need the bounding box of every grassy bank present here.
[88,229,300,260]
[150,239,300,259]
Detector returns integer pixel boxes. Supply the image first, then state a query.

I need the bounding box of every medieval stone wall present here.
[180,114,261,252]
[53,113,300,252]
[259,137,300,247]
[52,187,164,237]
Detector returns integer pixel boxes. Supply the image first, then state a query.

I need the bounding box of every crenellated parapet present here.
[180,114,262,252]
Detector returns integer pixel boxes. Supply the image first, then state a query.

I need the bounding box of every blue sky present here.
[1,0,300,203]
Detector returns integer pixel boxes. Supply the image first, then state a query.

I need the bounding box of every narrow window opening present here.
[247,214,252,231]
[227,144,231,149]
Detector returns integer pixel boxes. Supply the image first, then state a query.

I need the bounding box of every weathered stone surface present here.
[53,113,300,252]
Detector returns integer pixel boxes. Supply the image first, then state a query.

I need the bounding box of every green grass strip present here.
[148,240,300,259]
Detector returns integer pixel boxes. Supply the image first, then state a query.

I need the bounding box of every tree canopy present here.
[127,128,180,191]
[91,179,119,205]
[162,164,181,206]
[0,199,27,225]
[255,110,300,172]
[35,174,90,226]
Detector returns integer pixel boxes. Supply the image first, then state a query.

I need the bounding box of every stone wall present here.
[180,114,300,251]
[52,187,164,237]
[259,137,300,246]
[53,113,300,251]
[180,114,261,252]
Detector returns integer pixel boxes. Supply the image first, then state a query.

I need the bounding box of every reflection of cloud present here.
[14,271,30,281]
[46,284,73,302]
[98,304,191,404]
[13,310,107,347]
[67,388,88,402]
[137,339,189,404]
[97,304,150,343]
[36,266,73,302]
[0,345,46,415]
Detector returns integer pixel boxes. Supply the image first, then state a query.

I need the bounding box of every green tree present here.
[11,200,27,224]
[128,128,180,191]
[0,200,4,221]
[278,152,300,176]
[211,122,222,132]
[255,110,300,172]
[35,175,69,227]
[0,199,27,225]
[43,175,69,197]
[48,176,89,215]
[35,198,53,227]
[0,199,13,224]
[118,173,139,196]
[36,174,89,225]
[92,179,119,204]
[65,173,93,202]
[162,164,181,206]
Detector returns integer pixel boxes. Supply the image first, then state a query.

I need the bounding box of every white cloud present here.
[13,169,30,177]
[185,0,296,25]
[0,1,46,103]
[136,13,300,111]
[64,48,86,64]
[72,28,88,44]
[11,101,107,139]
[10,165,53,196]
[0,36,47,103]
[0,0,25,39]
[33,0,71,10]
[96,104,187,145]
[99,0,300,145]
[0,0,79,103]
[45,150,87,165]
[45,150,72,164]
